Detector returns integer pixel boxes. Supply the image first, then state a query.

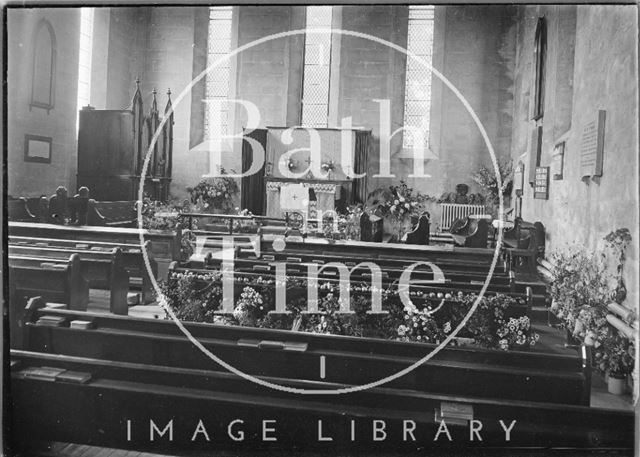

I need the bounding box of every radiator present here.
[439,203,485,232]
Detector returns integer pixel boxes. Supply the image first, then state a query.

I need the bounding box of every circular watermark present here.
[137,27,504,395]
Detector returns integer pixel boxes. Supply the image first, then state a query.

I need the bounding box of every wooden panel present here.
[77,109,135,201]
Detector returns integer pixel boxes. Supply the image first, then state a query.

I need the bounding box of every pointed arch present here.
[30,18,57,113]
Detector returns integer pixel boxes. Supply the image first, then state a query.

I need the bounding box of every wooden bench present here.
[204,255,519,293]
[169,263,533,315]
[403,214,430,245]
[7,197,38,222]
[10,348,634,451]
[8,245,129,316]
[22,303,587,406]
[87,200,137,227]
[8,255,89,348]
[9,235,158,304]
[201,244,549,304]
[9,221,182,262]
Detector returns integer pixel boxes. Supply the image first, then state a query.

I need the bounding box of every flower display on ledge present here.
[160,270,537,352]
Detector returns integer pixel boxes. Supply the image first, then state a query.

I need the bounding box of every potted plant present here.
[595,332,635,395]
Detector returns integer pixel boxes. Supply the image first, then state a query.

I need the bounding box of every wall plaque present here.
[552,142,564,180]
[24,134,52,163]
[534,166,549,199]
[579,110,605,179]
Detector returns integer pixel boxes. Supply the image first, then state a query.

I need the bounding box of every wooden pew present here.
[7,197,38,222]
[9,221,182,262]
[7,255,89,348]
[8,245,129,315]
[22,303,587,406]
[9,235,157,304]
[10,349,634,451]
[260,236,503,272]
[450,217,489,248]
[171,262,534,309]
[87,199,137,227]
[403,214,430,245]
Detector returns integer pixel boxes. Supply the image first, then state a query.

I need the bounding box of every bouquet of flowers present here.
[383,181,425,220]
[233,286,269,327]
[187,167,239,213]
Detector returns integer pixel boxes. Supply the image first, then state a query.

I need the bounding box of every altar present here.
[265,177,350,219]
[261,126,371,219]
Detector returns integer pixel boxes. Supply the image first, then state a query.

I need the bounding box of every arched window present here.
[532,17,546,120]
[30,19,56,113]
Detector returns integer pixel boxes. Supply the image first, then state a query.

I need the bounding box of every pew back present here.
[22,305,589,406]
[10,349,633,451]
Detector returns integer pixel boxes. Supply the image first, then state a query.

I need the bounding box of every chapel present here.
[3,3,639,456]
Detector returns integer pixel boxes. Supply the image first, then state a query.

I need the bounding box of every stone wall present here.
[510,5,639,310]
[429,6,517,200]
[7,8,81,197]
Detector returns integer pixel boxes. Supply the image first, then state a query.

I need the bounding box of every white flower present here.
[399,196,405,202]
[394,199,399,205]
[390,205,396,212]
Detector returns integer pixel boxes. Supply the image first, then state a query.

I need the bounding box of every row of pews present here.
[9,301,634,452]
[7,193,138,227]
[5,221,635,453]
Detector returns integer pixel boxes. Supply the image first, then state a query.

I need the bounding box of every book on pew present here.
[45,302,67,310]
[70,320,94,330]
[19,366,67,382]
[35,316,67,327]
[75,244,90,249]
[39,262,66,270]
[56,371,92,384]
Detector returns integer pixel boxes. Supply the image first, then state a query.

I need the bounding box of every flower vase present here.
[607,374,627,395]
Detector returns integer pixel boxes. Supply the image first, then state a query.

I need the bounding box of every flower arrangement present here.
[550,229,631,342]
[397,306,446,344]
[384,181,425,220]
[233,286,269,327]
[550,228,635,379]
[187,167,239,213]
[496,316,540,351]
[140,197,183,230]
[232,208,260,233]
[595,331,635,378]
[368,181,435,241]
[471,159,513,207]
[161,269,536,352]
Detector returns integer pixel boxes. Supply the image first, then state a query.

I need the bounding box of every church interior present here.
[4,4,639,456]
